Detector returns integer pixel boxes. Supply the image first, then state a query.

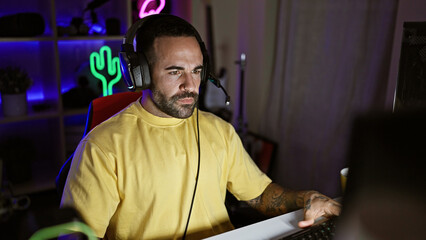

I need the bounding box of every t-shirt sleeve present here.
[225,128,272,201]
[60,138,120,238]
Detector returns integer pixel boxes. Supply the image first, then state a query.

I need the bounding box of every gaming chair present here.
[55,91,142,197]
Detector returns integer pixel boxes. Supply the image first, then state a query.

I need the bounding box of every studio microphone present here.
[208,73,231,106]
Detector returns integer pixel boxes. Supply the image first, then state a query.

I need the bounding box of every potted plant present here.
[0,66,33,117]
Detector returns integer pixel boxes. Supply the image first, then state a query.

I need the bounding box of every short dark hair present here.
[135,15,200,67]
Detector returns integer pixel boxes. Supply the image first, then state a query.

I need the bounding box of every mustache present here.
[171,92,198,102]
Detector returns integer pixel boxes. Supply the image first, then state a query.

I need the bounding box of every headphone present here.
[119,14,210,91]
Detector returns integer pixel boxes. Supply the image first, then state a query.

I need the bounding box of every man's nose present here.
[180,72,198,92]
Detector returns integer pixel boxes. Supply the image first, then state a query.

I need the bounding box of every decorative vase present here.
[1,92,28,117]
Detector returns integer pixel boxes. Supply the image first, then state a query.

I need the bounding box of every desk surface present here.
[205,209,304,240]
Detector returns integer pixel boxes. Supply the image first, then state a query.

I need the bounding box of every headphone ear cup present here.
[119,46,151,90]
[199,41,209,84]
[138,51,151,89]
[201,60,208,84]
[119,51,134,90]
[119,50,141,90]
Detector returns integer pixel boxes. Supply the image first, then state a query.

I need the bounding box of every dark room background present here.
[1,0,425,208]
[191,0,426,198]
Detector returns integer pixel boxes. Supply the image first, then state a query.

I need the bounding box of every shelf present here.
[0,99,60,124]
[63,107,89,116]
[0,110,60,124]
[57,35,124,41]
[0,0,131,195]
[0,35,124,43]
[0,36,55,42]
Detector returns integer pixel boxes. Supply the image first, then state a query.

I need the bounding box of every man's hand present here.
[246,183,341,228]
[298,191,341,228]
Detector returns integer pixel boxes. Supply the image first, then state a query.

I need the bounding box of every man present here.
[61,14,340,239]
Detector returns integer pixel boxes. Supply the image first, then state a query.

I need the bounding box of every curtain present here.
[259,0,398,197]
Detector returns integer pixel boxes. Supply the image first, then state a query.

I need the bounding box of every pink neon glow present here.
[139,0,166,19]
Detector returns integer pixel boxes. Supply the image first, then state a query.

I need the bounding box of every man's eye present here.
[169,70,181,75]
[192,69,202,74]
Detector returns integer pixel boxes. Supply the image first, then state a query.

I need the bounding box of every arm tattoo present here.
[248,195,261,207]
[305,199,311,211]
[246,183,303,217]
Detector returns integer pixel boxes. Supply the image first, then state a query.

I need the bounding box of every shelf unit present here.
[0,0,132,195]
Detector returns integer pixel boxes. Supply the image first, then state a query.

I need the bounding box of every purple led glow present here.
[139,0,166,19]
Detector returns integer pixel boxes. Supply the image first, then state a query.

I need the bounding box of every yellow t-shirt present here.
[61,99,271,239]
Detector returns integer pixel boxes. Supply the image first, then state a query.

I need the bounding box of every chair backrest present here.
[56,91,142,197]
[84,91,143,134]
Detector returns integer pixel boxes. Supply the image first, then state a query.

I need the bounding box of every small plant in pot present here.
[0,66,33,117]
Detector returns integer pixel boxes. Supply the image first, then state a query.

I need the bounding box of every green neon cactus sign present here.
[90,45,122,96]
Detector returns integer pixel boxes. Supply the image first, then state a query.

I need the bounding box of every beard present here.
[151,86,198,119]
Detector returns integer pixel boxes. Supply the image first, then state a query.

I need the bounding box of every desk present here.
[205,209,304,240]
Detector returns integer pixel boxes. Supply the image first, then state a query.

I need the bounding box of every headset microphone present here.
[207,73,231,106]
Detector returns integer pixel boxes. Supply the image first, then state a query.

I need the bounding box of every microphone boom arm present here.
[208,73,230,106]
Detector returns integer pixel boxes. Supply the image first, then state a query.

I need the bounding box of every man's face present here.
[149,36,203,119]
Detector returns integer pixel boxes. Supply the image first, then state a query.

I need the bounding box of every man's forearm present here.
[246,183,316,217]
